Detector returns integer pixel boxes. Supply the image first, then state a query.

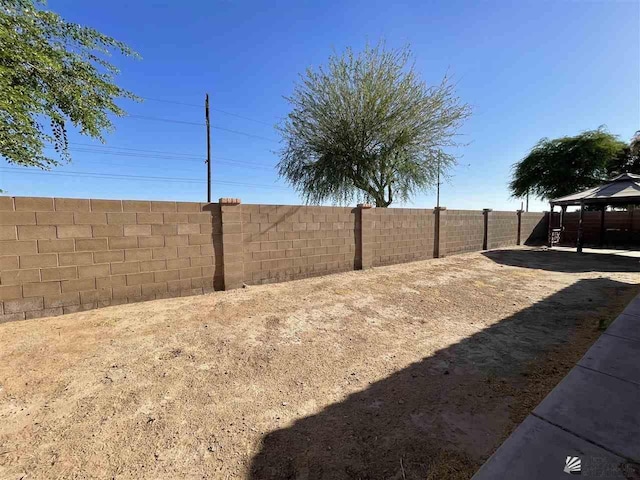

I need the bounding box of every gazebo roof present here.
[550,173,640,206]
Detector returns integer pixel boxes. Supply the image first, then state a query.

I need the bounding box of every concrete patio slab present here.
[552,247,640,259]
[534,366,640,462]
[579,333,640,385]
[472,415,631,479]
[622,296,640,318]
[607,313,640,342]
[473,295,640,479]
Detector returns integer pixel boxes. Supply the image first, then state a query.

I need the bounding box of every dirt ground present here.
[1,247,639,480]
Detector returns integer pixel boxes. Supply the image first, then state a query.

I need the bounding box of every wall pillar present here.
[516,209,523,245]
[434,206,446,258]
[220,197,244,290]
[482,208,492,250]
[358,203,373,269]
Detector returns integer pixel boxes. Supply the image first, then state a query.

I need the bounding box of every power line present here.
[213,158,274,170]
[128,114,204,127]
[61,147,203,162]
[1,167,204,183]
[69,142,203,158]
[57,144,276,168]
[126,114,279,143]
[140,96,276,126]
[211,108,275,127]
[211,154,275,168]
[0,167,289,189]
[43,149,275,170]
[213,125,280,144]
[140,97,201,108]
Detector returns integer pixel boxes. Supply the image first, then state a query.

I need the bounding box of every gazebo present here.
[549,173,640,252]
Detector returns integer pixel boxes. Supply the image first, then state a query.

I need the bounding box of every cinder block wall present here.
[240,205,357,285]
[0,197,222,322]
[1,195,549,322]
[368,208,435,266]
[440,210,485,255]
[520,212,548,245]
[487,211,519,249]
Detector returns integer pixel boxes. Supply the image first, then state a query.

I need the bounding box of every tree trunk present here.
[375,198,392,208]
[372,184,393,208]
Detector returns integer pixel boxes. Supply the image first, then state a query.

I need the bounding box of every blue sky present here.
[2,0,638,211]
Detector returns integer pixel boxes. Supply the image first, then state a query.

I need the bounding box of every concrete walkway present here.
[472,295,640,479]
[552,246,640,258]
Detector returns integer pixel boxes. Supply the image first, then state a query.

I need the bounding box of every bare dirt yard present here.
[1,247,639,480]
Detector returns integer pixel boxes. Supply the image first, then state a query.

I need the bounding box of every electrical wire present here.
[69,142,203,158]
[212,125,280,144]
[126,114,280,143]
[40,151,275,171]
[127,114,204,126]
[140,96,276,126]
[56,144,276,169]
[0,167,289,189]
[61,148,203,162]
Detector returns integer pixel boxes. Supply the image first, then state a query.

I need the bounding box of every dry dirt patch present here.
[0,248,638,479]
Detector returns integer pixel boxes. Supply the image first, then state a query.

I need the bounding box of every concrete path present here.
[472,295,640,479]
[552,246,640,258]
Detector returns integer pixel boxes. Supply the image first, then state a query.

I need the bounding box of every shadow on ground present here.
[483,248,640,274]
[249,277,638,480]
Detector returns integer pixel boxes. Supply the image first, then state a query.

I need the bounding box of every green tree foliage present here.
[625,130,640,171]
[509,128,635,201]
[277,44,471,207]
[0,0,139,168]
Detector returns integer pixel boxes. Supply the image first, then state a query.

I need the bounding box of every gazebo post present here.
[577,201,585,253]
[548,203,555,247]
[599,205,606,247]
[627,205,633,245]
[560,205,567,244]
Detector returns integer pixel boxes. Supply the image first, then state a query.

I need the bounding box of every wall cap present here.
[434,206,447,211]
[483,208,493,212]
[357,203,373,209]
[219,197,241,205]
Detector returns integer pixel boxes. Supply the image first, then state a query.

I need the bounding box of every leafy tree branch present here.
[0,0,140,168]
[509,128,638,201]
[278,43,471,207]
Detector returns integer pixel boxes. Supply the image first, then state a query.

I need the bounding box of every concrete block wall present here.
[440,210,485,255]
[0,195,549,322]
[367,208,435,267]
[0,197,222,322]
[487,211,519,249]
[520,212,548,245]
[240,204,357,285]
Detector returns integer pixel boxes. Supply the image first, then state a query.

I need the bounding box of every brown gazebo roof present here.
[550,173,640,207]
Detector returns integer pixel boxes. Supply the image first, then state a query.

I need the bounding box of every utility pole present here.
[436,157,441,209]
[526,190,529,212]
[205,93,211,203]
